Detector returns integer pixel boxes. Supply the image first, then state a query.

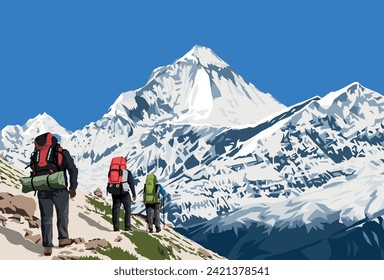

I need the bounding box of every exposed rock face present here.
[93,188,103,198]
[170,242,181,253]
[0,214,7,226]
[85,238,110,250]
[198,247,212,259]
[74,237,85,244]
[53,255,80,260]
[0,192,36,218]
[27,217,40,229]
[24,229,42,244]
[0,192,40,229]
[9,214,22,223]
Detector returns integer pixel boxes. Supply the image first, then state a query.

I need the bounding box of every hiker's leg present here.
[38,190,54,247]
[112,195,121,230]
[53,189,69,240]
[155,203,161,230]
[146,204,154,231]
[121,194,132,229]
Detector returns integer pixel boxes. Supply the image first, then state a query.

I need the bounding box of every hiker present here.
[28,132,78,256]
[107,157,136,232]
[143,174,168,233]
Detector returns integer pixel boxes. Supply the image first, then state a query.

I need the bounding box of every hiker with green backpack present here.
[143,174,168,233]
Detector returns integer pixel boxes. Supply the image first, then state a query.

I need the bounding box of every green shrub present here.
[96,244,137,260]
[85,195,132,230]
[123,231,176,260]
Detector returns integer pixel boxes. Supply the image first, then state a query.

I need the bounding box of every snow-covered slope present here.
[177,82,384,259]
[182,160,384,259]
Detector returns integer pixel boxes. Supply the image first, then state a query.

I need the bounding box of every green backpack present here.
[144,174,161,204]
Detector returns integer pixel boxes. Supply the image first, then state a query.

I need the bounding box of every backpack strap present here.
[47,143,63,171]
[30,176,36,192]
[27,150,39,176]
[46,174,53,189]
[30,176,37,196]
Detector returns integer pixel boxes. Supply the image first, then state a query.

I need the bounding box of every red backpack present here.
[107,157,127,195]
[29,132,63,176]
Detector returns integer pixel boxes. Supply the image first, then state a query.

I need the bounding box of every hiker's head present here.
[53,133,61,143]
[35,132,57,147]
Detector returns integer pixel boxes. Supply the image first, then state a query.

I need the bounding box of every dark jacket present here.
[124,170,136,197]
[60,149,78,190]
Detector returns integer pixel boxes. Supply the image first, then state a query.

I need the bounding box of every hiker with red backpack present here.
[27,132,78,256]
[106,157,136,232]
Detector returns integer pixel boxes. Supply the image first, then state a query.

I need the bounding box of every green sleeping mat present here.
[20,171,67,193]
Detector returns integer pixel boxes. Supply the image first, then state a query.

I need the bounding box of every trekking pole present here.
[162,198,165,229]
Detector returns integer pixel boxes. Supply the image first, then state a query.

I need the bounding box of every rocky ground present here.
[0,158,223,260]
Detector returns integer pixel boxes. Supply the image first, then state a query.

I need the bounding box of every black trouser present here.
[112,194,132,230]
[38,189,69,248]
[145,203,161,231]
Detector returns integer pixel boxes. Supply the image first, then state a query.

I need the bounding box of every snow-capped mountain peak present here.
[103,91,137,120]
[0,112,72,165]
[179,45,229,68]
[318,82,367,110]
[103,45,286,127]
[22,112,72,137]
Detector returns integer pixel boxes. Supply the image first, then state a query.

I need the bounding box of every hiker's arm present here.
[128,170,136,198]
[160,185,167,197]
[62,150,78,189]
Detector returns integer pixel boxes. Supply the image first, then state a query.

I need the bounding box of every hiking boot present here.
[124,227,132,232]
[148,228,153,233]
[156,227,161,233]
[113,228,120,232]
[58,238,73,247]
[43,247,52,256]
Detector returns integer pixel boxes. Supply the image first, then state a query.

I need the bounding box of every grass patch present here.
[0,168,21,188]
[168,235,195,252]
[85,195,127,230]
[86,195,112,216]
[159,236,184,253]
[96,244,138,260]
[132,215,144,227]
[197,251,209,260]
[123,231,176,260]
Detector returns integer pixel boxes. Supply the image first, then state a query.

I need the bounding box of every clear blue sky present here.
[1,1,383,131]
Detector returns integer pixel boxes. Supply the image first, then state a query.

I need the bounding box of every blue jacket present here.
[156,184,167,198]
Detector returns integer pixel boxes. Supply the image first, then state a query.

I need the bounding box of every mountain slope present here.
[0,158,223,260]
[182,161,384,259]
[177,82,384,259]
